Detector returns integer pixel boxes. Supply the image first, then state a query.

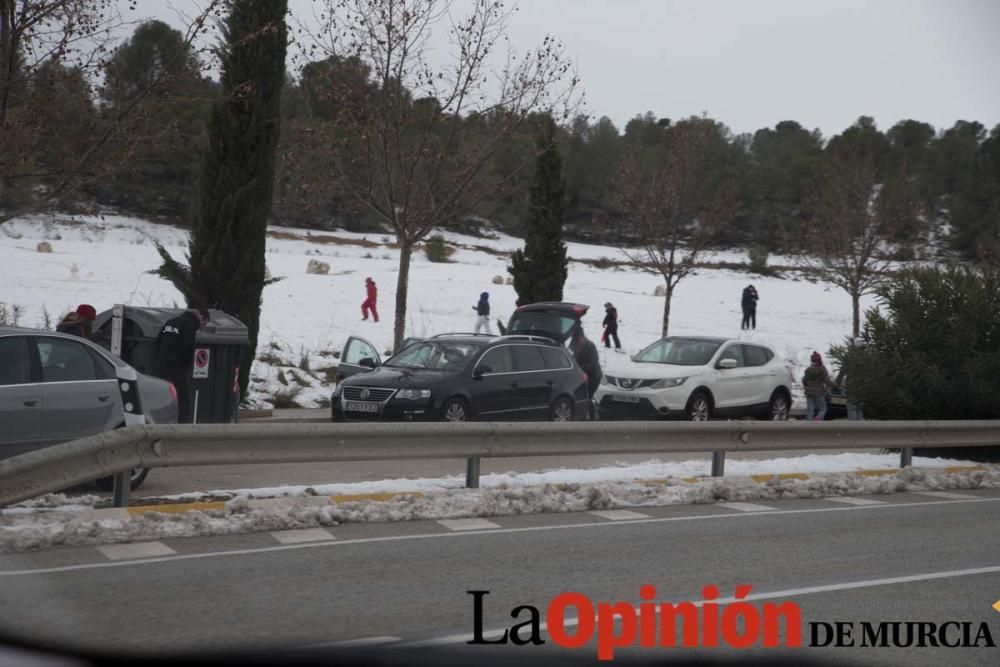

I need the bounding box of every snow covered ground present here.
[1,212,877,408]
[2,461,996,553]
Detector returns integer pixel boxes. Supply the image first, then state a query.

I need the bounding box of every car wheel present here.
[686,392,712,422]
[95,467,149,492]
[549,397,575,422]
[442,398,469,422]
[768,391,790,421]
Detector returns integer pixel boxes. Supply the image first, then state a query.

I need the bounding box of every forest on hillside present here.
[2,18,998,261]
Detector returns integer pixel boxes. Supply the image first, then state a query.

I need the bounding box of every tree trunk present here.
[851,291,861,338]
[662,283,672,337]
[393,240,412,352]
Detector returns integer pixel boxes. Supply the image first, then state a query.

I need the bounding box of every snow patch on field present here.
[1,212,884,408]
[2,464,997,553]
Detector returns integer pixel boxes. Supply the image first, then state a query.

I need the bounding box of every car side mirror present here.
[717,358,738,370]
[359,357,377,369]
[474,365,492,378]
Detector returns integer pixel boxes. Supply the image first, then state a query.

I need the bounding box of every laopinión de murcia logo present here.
[467,586,998,660]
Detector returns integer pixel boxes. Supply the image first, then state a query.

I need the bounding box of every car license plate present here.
[344,400,379,413]
[612,393,640,403]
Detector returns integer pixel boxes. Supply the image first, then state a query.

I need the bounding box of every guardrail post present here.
[711,451,725,477]
[465,456,481,489]
[900,447,913,468]
[112,471,131,508]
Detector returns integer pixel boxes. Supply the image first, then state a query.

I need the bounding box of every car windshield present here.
[633,338,722,366]
[384,340,484,371]
[507,311,577,338]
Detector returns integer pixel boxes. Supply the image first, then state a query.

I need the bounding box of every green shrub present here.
[424,235,450,263]
[748,244,772,275]
[830,265,1000,421]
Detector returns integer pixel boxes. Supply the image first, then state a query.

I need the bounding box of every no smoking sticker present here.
[193,348,210,379]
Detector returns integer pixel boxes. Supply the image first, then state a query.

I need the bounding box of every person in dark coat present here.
[570,325,602,419]
[56,304,97,338]
[602,302,621,349]
[155,308,208,423]
[741,285,759,330]
[361,277,379,322]
[473,292,491,334]
[802,351,836,421]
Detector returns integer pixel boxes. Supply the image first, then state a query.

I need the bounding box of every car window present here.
[36,338,100,382]
[633,338,722,365]
[742,345,769,367]
[717,344,745,368]
[506,311,577,338]
[343,337,379,366]
[540,346,572,370]
[87,347,116,379]
[386,341,482,371]
[512,345,546,372]
[477,346,514,373]
[0,336,30,385]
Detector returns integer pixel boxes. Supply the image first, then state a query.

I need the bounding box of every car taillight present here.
[582,371,589,382]
[168,382,178,403]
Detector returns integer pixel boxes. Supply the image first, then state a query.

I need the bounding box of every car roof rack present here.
[430,332,495,338]
[499,334,558,344]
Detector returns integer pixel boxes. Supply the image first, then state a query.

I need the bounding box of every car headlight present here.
[651,377,688,389]
[397,388,431,400]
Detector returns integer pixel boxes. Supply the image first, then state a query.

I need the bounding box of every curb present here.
[21,466,989,520]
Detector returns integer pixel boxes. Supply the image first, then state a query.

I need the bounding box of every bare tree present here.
[614,119,733,337]
[799,149,900,337]
[299,0,578,350]
[0,0,221,224]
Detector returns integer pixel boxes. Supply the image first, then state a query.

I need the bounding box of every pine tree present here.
[158,0,287,398]
[508,116,569,305]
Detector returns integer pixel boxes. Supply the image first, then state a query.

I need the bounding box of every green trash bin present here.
[92,307,249,424]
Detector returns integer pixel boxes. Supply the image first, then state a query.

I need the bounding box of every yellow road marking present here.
[329,492,423,504]
[126,501,227,516]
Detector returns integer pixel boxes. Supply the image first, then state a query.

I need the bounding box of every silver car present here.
[0,326,177,490]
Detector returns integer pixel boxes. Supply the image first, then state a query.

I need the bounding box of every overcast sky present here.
[140,0,1000,139]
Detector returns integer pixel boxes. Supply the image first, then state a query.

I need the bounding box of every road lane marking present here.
[399,563,1000,648]
[270,528,336,544]
[96,542,176,561]
[716,502,776,512]
[825,497,887,506]
[437,519,500,531]
[589,510,651,521]
[913,491,982,500]
[2,495,997,577]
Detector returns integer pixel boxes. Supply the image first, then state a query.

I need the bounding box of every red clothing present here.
[362,281,378,321]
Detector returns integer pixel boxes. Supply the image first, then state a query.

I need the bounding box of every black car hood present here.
[341,366,453,387]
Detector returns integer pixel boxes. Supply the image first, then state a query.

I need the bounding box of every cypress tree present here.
[184,0,286,397]
[508,115,569,305]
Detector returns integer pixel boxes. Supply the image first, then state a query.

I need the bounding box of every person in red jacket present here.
[361,277,379,322]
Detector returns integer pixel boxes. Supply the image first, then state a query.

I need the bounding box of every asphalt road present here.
[2,489,998,666]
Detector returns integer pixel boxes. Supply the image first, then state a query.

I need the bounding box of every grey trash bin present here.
[92,307,249,424]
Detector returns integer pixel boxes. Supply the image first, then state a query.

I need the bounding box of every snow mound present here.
[2,466,996,554]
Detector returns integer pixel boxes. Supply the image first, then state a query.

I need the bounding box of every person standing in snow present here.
[155,308,208,423]
[741,284,759,330]
[56,303,97,338]
[602,302,621,349]
[361,277,379,322]
[802,351,836,421]
[473,292,491,334]
[570,325,602,419]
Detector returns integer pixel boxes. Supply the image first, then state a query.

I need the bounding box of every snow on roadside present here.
[2,464,997,554]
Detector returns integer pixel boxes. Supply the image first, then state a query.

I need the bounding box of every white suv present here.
[595,336,794,421]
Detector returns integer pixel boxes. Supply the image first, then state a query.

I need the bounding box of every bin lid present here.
[93,307,249,346]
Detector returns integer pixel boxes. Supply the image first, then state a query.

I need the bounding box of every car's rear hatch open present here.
[502,302,589,344]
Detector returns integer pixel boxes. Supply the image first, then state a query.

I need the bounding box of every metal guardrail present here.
[0,420,997,508]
